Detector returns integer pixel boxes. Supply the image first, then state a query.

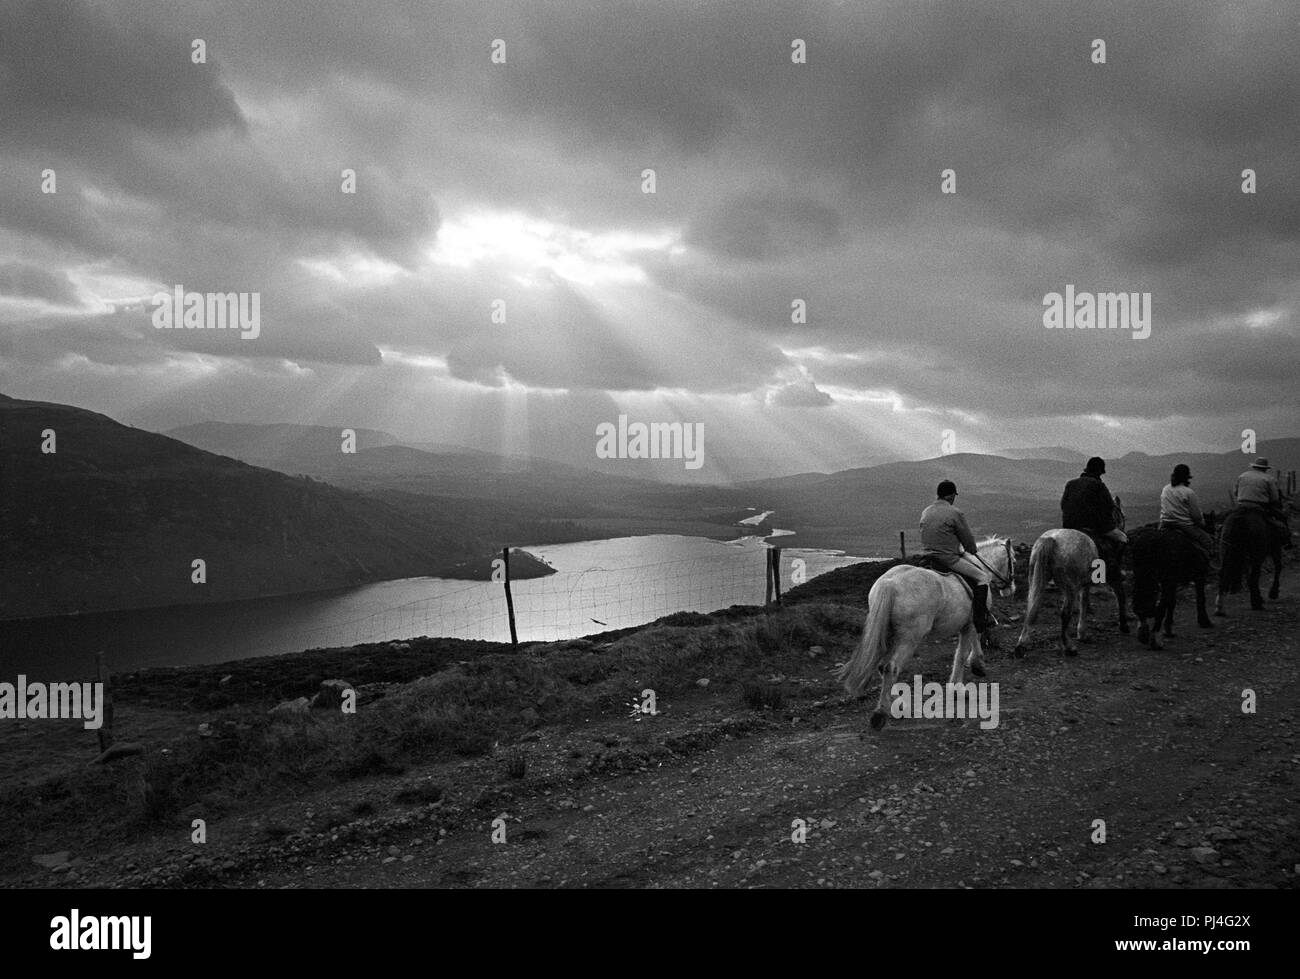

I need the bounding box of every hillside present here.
[0,394,490,619]
[3,548,1296,892]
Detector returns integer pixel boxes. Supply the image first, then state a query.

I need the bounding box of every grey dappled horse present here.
[1013,497,1129,657]
[836,538,1016,731]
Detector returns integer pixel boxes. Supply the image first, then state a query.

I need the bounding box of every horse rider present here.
[1061,456,1128,577]
[1234,457,1293,547]
[1158,463,1217,569]
[919,480,991,631]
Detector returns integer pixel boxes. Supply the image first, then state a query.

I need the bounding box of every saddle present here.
[909,554,974,596]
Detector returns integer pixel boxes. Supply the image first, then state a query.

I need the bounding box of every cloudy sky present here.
[2,0,1297,481]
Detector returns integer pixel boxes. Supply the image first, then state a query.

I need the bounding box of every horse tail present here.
[1219,511,1245,594]
[836,578,894,697]
[1130,529,1159,616]
[1022,536,1054,624]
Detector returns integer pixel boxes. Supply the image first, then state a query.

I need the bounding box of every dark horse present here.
[1129,512,1219,650]
[1215,507,1289,614]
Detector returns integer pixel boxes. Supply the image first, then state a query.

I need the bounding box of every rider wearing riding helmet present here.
[1061,456,1128,575]
[919,480,991,631]
[1159,463,1216,569]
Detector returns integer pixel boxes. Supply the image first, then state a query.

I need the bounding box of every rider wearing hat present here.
[1234,458,1292,545]
[919,480,991,631]
[1061,456,1128,576]
[1159,463,1216,569]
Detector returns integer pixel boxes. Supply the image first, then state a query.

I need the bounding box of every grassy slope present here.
[0,394,486,618]
[0,559,900,881]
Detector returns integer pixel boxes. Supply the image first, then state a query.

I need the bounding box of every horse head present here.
[977,536,1017,599]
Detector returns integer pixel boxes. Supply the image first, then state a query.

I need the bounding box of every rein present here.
[972,539,1014,589]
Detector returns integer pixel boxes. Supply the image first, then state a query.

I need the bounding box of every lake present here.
[0,534,876,679]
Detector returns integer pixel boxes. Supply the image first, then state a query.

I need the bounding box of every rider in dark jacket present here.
[1061,456,1128,573]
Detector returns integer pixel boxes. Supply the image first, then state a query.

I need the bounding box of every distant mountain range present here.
[731,442,1300,554]
[3,395,1295,619]
[993,446,1087,463]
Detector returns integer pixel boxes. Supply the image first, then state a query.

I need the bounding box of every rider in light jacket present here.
[919,480,991,631]
[1159,463,1216,569]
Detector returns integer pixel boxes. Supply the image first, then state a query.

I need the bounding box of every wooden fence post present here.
[502,547,518,649]
[95,650,114,754]
[899,531,907,559]
[764,548,774,605]
[772,548,782,604]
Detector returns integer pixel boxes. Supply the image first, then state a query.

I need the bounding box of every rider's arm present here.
[1187,489,1203,526]
[1092,482,1116,533]
[954,513,978,554]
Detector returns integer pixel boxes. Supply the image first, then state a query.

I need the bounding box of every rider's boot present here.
[972,584,990,632]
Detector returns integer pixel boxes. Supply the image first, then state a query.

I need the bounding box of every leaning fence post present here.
[502,547,518,649]
[764,548,774,605]
[772,548,782,604]
[95,650,114,754]
[899,531,907,559]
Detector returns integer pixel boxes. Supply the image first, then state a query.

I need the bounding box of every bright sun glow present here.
[427,210,677,286]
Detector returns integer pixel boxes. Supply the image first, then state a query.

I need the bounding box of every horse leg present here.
[871,637,916,731]
[1249,557,1265,610]
[1111,573,1130,635]
[1078,585,1091,642]
[1195,576,1213,628]
[1014,579,1043,659]
[1141,581,1166,651]
[1060,589,1078,657]
[1269,548,1281,600]
[1161,579,1177,638]
[952,625,987,682]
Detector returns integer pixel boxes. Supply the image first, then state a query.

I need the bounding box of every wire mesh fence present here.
[229,545,874,656]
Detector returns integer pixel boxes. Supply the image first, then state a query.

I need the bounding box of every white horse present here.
[836,538,1016,731]
[1013,497,1131,657]
[1013,529,1100,657]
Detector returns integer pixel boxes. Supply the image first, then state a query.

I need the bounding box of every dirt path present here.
[119,582,1293,891]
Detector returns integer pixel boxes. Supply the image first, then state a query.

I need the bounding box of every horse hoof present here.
[1012,645,1027,659]
[1214,610,1226,617]
[1136,625,1150,644]
[1199,620,1214,629]
[1269,591,1280,600]
[869,711,889,731]
[1064,647,1078,658]
[970,661,987,678]
[1118,623,1131,635]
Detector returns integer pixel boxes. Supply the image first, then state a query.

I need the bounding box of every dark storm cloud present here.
[1,0,1297,462]
[0,0,245,140]
[685,194,842,262]
[0,263,79,306]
